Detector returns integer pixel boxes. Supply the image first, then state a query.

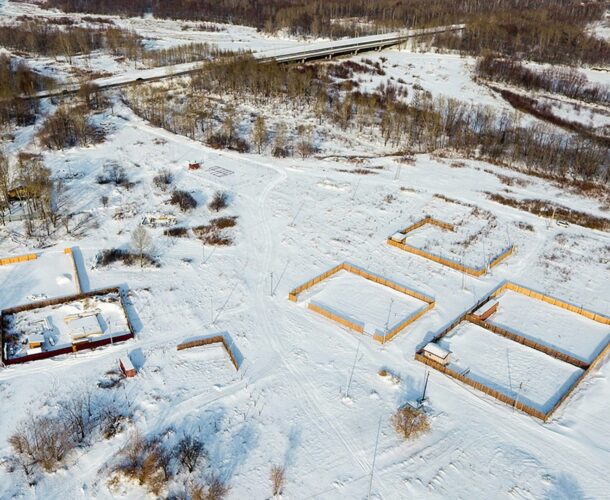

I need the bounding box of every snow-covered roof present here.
[120,356,135,372]
[423,342,451,359]
[391,232,407,242]
[474,300,498,315]
[67,315,103,339]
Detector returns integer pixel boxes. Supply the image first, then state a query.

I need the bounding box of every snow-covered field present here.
[438,321,584,414]
[490,290,610,364]
[0,1,609,498]
[0,251,76,308]
[0,100,608,498]
[297,269,428,335]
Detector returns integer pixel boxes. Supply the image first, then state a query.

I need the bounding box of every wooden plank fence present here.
[466,314,589,369]
[1,286,134,365]
[176,335,241,370]
[416,280,610,421]
[493,282,610,325]
[389,216,514,276]
[288,262,435,342]
[0,252,37,266]
[415,352,547,420]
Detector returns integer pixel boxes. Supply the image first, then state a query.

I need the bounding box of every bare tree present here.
[177,435,205,473]
[9,414,73,473]
[251,115,268,154]
[130,225,153,267]
[270,464,286,496]
[272,122,289,158]
[295,125,314,159]
[208,191,228,212]
[58,389,95,444]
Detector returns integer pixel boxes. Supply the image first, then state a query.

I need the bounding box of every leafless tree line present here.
[476,55,610,105]
[44,0,607,60]
[126,56,609,185]
[0,20,239,68]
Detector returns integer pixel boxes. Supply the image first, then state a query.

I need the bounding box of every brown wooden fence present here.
[1,287,135,365]
[492,282,610,325]
[176,335,241,370]
[308,301,365,333]
[415,280,610,421]
[466,314,589,369]
[288,262,435,342]
[415,352,547,420]
[64,247,83,294]
[389,216,514,276]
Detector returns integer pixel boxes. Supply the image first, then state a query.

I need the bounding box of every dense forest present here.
[0,19,238,67]
[44,0,610,64]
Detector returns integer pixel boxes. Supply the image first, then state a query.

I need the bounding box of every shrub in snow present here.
[170,189,198,211]
[391,405,430,440]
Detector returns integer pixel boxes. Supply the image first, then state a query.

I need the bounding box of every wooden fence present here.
[1,286,135,365]
[389,216,514,276]
[466,314,589,369]
[416,280,610,421]
[0,252,37,266]
[176,335,241,370]
[308,301,364,333]
[64,247,83,294]
[492,282,610,325]
[415,352,547,420]
[288,262,435,343]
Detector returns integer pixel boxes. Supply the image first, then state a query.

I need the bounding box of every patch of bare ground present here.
[487,193,610,231]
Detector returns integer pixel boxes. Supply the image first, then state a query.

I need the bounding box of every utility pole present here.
[419,370,429,406]
[352,179,361,200]
[345,339,361,398]
[367,416,382,500]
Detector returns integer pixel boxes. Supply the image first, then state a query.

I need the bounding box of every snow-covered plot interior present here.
[2,291,131,360]
[1,0,610,496]
[0,251,77,309]
[299,269,429,336]
[437,322,584,414]
[395,203,512,271]
[490,290,610,364]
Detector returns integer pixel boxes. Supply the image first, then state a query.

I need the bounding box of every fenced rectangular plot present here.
[417,280,610,420]
[488,289,610,364]
[1,288,134,365]
[388,216,513,276]
[438,322,583,414]
[289,263,434,343]
[307,271,427,334]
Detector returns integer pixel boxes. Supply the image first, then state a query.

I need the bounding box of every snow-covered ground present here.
[489,290,610,364]
[438,321,584,413]
[0,99,608,498]
[0,2,609,498]
[0,251,77,308]
[297,269,428,335]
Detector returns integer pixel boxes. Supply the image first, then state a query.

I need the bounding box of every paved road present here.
[26,24,464,100]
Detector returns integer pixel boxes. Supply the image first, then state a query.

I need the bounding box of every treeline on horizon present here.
[43,0,610,65]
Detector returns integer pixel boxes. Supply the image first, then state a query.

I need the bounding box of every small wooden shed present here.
[422,343,451,366]
[390,232,407,243]
[119,356,137,378]
[473,300,499,321]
